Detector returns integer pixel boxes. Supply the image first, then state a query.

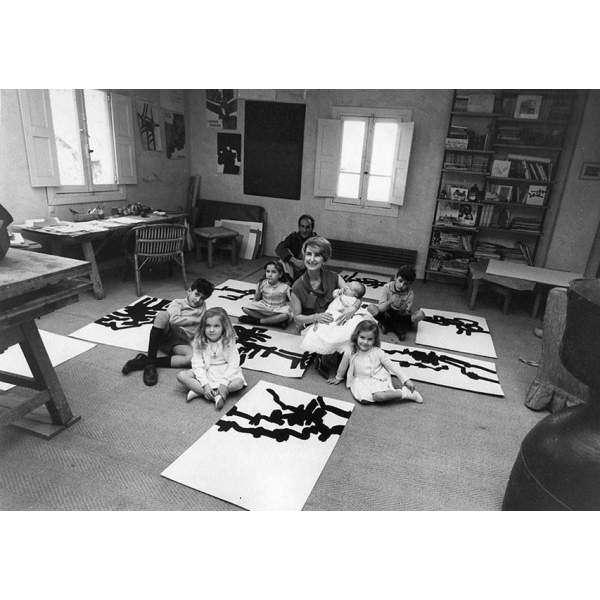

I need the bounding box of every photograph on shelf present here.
[448,186,469,201]
[579,162,600,180]
[435,201,460,226]
[457,203,476,227]
[490,159,511,178]
[525,185,547,206]
[513,94,543,120]
[494,184,513,203]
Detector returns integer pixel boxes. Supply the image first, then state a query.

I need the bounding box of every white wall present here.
[188,89,452,277]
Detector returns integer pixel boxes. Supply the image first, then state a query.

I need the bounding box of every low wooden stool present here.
[468,260,535,314]
[193,226,240,268]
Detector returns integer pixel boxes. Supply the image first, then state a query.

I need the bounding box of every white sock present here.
[186,390,199,402]
[214,394,224,410]
[401,388,423,403]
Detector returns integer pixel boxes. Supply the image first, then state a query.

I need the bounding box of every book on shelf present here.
[525,184,547,206]
[435,201,460,226]
[466,94,495,114]
[491,159,511,178]
[518,241,534,265]
[457,203,476,227]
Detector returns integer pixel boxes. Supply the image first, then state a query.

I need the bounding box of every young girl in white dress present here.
[301,281,375,354]
[328,319,423,405]
[239,260,292,327]
[177,307,246,410]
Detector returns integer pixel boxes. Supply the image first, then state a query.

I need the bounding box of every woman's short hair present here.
[301,236,332,262]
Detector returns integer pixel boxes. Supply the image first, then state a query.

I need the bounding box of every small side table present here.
[193,226,241,268]
[468,260,535,314]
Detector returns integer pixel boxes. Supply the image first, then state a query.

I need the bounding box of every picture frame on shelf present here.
[514,94,543,120]
[491,159,511,178]
[579,162,600,180]
[495,184,513,203]
[448,186,469,201]
[457,203,476,227]
[525,185,547,206]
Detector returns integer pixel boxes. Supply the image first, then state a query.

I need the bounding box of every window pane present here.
[337,172,360,199]
[367,175,392,202]
[340,119,365,173]
[84,90,116,185]
[49,89,85,185]
[370,121,398,176]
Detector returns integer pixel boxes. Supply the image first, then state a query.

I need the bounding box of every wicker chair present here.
[131,224,188,296]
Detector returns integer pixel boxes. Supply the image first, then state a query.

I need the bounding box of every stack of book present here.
[496,125,522,143]
[444,151,473,170]
[432,231,473,251]
[446,125,470,149]
[511,215,542,231]
[471,154,490,173]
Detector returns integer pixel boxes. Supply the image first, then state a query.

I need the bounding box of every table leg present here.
[532,285,546,319]
[19,321,74,425]
[81,240,105,299]
[207,239,214,268]
[469,279,481,310]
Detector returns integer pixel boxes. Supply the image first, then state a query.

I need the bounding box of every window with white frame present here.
[19,89,137,204]
[314,107,414,215]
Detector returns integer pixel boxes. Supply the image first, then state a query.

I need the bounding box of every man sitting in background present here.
[275,214,317,281]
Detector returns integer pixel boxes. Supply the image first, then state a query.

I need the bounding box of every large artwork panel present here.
[415,308,497,358]
[205,279,256,317]
[161,380,354,510]
[381,341,503,396]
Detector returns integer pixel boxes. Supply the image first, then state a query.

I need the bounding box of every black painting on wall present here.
[243,100,306,200]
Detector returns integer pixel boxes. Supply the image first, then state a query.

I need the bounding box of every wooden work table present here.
[0,249,91,438]
[15,212,187,299]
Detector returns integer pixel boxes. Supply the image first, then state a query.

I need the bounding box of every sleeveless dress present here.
[245,280,291,315]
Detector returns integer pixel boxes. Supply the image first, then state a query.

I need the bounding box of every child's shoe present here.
[186,390,200,403]
[122,353,148,374]
[214,394,224,410]
[401,388,423,403]
[143,363,158,386]
[412,309,426,324]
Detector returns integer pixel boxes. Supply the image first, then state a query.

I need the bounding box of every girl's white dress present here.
[244,280,291,315]
[339,346,409,402]
[191,340,247,389]
[300,294,376,354]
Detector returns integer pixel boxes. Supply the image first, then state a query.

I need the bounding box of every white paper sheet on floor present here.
[339,270,390,302]
[161,380,354,510]
[416,308,497,358]
[0,331,96,391]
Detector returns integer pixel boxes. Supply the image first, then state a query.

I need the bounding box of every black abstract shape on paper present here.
[342,271,388,289]
[234,325,313,371]
[383,346,498,384]
[216,387,351,443]
[95,297,171,330]
[424,314,489,336]
[215,285,255,301]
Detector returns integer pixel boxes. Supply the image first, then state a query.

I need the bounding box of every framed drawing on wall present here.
[579,162,600,180]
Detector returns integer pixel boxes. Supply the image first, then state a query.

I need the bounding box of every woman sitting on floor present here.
[289,236,359,378]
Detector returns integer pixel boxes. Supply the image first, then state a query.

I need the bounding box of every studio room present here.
[1,87,600,513]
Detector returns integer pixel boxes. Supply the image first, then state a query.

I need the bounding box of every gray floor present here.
[0,254,546,510]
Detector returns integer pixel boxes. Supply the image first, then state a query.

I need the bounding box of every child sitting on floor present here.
[328,319,423,405]
[121,278,214,386]
[301,281,374,355]
[367,265,425,341]
[177,307,247,410]
[239,260,292,328]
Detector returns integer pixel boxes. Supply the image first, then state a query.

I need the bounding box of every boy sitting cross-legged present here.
[121,278,214,386]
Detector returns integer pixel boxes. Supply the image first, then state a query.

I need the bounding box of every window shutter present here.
[18,90,60,187]
[390,121,414,206]
[314,118,342,197]
[111,93,137,184]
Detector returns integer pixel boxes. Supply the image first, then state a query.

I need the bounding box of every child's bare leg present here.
[242,307,264,319]
[371,387,423,404]
[170,344,193,368]
[177,369,206,402]
[260,313,288,325]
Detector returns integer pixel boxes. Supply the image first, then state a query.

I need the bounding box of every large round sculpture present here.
[503,279,600,510]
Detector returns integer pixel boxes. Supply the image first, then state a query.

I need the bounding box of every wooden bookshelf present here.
[424,89,576,282]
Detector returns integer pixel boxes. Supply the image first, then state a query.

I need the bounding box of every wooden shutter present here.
[18,90,60,187]
[111,93,137,184]
[390,121,415,206]
[314,118,342,197]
